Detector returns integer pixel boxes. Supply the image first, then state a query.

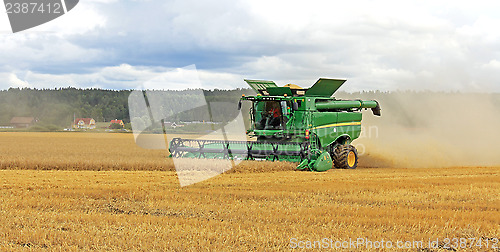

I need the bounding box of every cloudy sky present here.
[1,0,500,91]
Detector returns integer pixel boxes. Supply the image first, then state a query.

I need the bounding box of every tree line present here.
[1,87,498,130]
[0,87,255,127]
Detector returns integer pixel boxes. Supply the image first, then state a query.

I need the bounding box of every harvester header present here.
[169,78,381,171]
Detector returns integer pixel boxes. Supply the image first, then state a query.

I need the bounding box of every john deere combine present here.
[168,78,381,171]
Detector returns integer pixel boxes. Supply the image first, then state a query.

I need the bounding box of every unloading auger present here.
[168,78,381,171]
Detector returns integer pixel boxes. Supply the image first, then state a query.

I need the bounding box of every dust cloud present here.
[348,92,500,168]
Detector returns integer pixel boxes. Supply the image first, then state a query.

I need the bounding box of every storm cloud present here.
[0,0,499,91]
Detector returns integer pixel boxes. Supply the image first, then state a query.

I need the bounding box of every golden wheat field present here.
[0,132,499,251]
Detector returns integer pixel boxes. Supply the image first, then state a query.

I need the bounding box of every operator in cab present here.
[259,101,282,129]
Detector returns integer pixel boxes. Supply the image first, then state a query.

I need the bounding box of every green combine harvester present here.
[168,78,381,171]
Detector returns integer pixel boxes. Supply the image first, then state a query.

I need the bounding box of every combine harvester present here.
[169,78,381,171]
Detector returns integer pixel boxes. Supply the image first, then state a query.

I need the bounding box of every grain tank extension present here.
[168,78,381,171]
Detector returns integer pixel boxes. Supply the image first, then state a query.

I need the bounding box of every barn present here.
[10,117,36,128]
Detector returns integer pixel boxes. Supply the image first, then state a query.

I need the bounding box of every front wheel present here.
[333,145,358,169]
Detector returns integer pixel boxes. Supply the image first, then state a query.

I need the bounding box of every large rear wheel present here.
[333,145,358,169]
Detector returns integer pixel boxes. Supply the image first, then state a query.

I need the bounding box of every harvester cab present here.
[169,78,381,172]
[254,100,286,130]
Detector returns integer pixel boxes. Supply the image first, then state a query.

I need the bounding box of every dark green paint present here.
[170,78,381,172]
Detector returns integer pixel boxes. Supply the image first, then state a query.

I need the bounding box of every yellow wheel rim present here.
[347,151,356,167]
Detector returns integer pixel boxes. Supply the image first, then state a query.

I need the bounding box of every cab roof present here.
[244,78,346,97]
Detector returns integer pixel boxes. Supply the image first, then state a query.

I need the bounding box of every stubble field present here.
[0,132,499,250]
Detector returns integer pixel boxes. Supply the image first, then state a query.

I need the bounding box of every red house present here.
[109,119,124,128]
[73,118,96,129]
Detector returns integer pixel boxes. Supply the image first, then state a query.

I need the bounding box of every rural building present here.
[10,117,36,128]
[109,119,124,128]
[170,122,185,128]
[73,118,96,129]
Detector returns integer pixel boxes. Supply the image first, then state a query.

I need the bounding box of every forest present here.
[0,87,254,128]
[1,87,498,131]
